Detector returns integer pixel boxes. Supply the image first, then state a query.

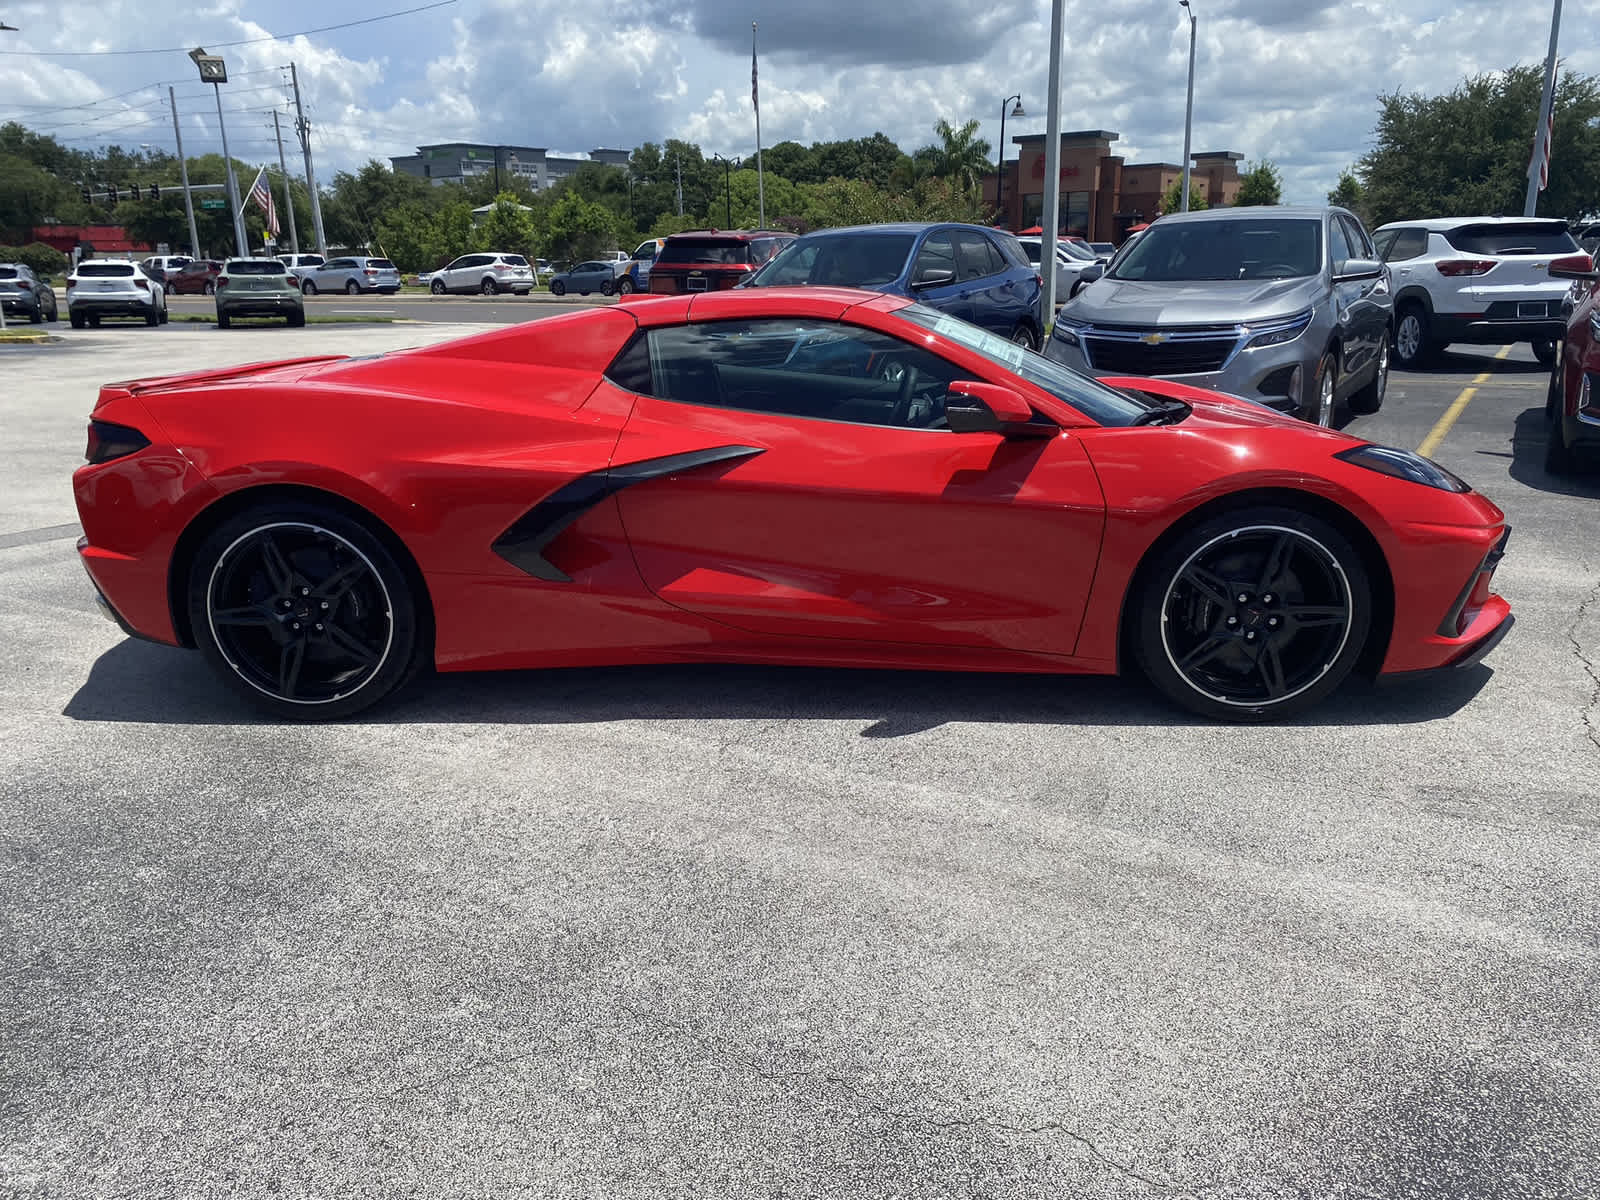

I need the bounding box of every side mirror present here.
[1549,253,1598,280]
[910,267,956,290]
[1080,263,1105,285]
[945,380,1056,439]
[1334,257,1384,283]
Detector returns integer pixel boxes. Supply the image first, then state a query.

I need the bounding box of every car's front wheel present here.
[1305,347,1339,426]
[1133,506,1372,721]
[550,280,566,297]
[600,278,614,296]
[618,277,634,295]
[187,503,423,720]
[1010,323,1039,352]
[1545,358,1579,474]
[1347,335,1389,414]
[430,279,446,295]
[302,281,318,296]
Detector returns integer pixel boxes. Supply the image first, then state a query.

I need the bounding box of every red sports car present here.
[73,287,1513,722]
[1545,252,1600,473]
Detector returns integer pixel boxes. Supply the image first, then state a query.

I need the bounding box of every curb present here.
[0,331,53,344]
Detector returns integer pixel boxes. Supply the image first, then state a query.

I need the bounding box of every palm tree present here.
[929,118,993,195]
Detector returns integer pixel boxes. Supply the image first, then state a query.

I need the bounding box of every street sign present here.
[201,198,226,209]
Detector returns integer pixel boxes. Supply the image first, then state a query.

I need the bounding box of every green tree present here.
[426,201,478,267]
[1161,177,1210,214]
[475,191,538,257]
[1357,65,1600,227]
[545,189,618,260]
[1326,169,1368,222]
[1235,159,1283,206]
[926,118,992,194]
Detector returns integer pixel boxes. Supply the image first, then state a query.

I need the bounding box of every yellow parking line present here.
[1416,345,1513,458]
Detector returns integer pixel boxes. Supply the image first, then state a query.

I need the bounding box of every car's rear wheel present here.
[430,279,446,295]
[1545,358,1579,474]
[157,305,168,325]
[203,281,216,296]
[550,280,566,297]
[164,281,175,296]
[481,277,498,295]
[1533,339,1558,367]
[1134,507,1371,721]
[345,281,361,295]
[69,311,85,329]
[1010,323,1038,352]
[187,503,422,721]
[216,311,231,329]
[302,281,317,296]
[1393,304,1435,368]
[87,314,100,328]
[287,310,305,327]
[145,307,159,327]
[29,304,42,324]
[1348,335,1389,414]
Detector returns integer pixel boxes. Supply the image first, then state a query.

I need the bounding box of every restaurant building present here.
[984,130,1243,241]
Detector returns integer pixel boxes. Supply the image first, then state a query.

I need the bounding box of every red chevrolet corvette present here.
[73,287,1513,721]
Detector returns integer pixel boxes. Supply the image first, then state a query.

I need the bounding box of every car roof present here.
[1374,216,1572,231]
[790,222,995,238]
[1152,206,1336,226]
[663,229,792,241]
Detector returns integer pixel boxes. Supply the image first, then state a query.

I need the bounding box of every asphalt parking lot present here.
[2,325,1596,1198]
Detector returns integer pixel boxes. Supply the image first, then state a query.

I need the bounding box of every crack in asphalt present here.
[1569,576,1600,754]
[616,1002,1219,1195]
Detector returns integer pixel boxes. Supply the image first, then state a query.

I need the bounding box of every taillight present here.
[493,262,509,271]
[16,280,31,291]
[84,419,150,465]
[134,278,148,291]
[364,268,377,276]
[65,278,75,289]
[217,276,229,289]
[1436,259,1496,277]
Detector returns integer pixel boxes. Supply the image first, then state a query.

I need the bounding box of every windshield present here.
[658,238,751,266]
[78,263,135,276]
[747,232,915,287]
[225,260,287,274]
[1112,217,1322,281]
[894,303,1153,427]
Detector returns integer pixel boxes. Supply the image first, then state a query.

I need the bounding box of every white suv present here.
[1373,216,1581,367]
[66,260,168,328]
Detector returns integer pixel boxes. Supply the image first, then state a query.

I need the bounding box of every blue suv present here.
[744,222,1045,349]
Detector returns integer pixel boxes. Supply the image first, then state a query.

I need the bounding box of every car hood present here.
[1067,276,1324,326]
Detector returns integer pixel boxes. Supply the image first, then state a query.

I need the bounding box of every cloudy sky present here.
[1,0,1593,204]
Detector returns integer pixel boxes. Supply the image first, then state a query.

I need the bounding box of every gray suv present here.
[1046,206,1393,426]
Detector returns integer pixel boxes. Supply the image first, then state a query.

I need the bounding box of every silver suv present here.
[1045,206,1393,426]
[301,256,400,296]
[1372,217,1580,368]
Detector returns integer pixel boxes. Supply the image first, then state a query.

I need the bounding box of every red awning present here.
[1018,225,1043,235]
[1126,222,1151,233]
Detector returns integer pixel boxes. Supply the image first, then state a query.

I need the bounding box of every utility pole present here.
[169,86,201,258]
[1179,0,1197,212]
[1041,0,1066,322]
[675,157,683,216]
[1524,0,1562,216]
[752,22,764,228]
[273,109,299,256]
[290,63,328,257]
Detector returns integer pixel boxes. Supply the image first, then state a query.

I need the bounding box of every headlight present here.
[1052,315,1089,346]
[1335,444,1471,493]
[1241,309,1312,352]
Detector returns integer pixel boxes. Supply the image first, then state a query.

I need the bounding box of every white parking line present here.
[330,309,397,315]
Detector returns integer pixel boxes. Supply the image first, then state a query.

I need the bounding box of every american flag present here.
[751,38,758,114]
[248,167,279,236]
[1537,108,1554,191]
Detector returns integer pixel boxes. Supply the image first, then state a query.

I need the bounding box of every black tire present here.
[550,280,566,297]
[1392,303,1435,368]
[29,304,42,324]
[481,277,498,295]
[618,277,634,295]
[302,281,318,296]
[69,311,85,329]
[216,311,231,329]
[430,279,446,295]
[186,502,423,721]
[1132,506,1372,722]
[1348,333,1389,414]
[46,297,57,321]
[87,314,100,328]
[287,310,305,327]
[1545,358,1579,475]
[345,281,361,295]
[1532,339,1558,367]
[145,307,159,327]
[158,306,168,325]
[600,278,614,296]
[203,281,216,296]
[1009,323,1038,352]
[1304,346,1339,426]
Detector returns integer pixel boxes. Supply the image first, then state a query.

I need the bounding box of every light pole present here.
[1524,0,1562,216]
[1179,0,1197,213]
[995,94,1024,228]
[711,153,739,228]
[188,48,246,257]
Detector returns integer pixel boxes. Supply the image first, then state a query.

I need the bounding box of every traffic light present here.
[107,183,118,204]
[149,182,160,201]
[80,186,91,204]
[129,183,141,202]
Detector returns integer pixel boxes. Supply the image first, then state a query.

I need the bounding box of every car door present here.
[959,230,1026,337]
[581,262,611,292]
[1326,217,1371,383]
[907,230,970,321]
[1334,214,1388,382]
[440,255,469,293]
[606,314,1106,653]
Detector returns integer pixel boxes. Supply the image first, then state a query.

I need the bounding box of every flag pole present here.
[1524,0,1562,216]
[753,21,764,229]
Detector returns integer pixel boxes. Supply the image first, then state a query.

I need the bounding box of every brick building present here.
[984,131,1243,241]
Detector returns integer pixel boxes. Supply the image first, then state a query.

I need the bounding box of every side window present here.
[1386,229,1429,261]
[643,319,962,430]
[912,233,956,286]
[605,333,654,395]
[1328,219,1354,272]
[953,231,1000,281]
[1339,215,1373,260]
[763,241,820,285]
[633,242,656,261]
[1371,230,1398,260]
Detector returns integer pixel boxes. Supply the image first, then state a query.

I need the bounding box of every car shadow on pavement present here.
[1401,348,1548,376]
[64,638,1494,733]
[1505,406,1600,498]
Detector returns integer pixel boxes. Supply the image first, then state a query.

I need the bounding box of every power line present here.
[0,1,458,56]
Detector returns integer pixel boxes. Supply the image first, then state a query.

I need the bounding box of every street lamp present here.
[711,153,740,228]
[188,47,246,256]
[1178,0,1197,212]
[996,94,1024,228]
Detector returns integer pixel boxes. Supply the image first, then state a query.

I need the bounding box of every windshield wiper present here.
[1131,399,1192,426]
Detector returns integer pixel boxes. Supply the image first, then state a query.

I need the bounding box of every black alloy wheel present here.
[1010,323,1038,352]
[550,280,566,297]
[1134,507,1371,721]
[188,505,422,720]
[600,278,614,296]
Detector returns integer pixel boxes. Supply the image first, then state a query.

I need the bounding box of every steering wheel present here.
[890,365,920,426]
